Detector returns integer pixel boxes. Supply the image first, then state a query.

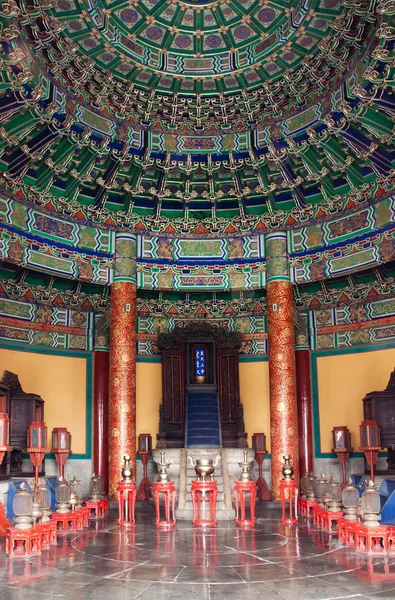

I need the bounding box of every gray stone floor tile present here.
[137,582,210,600]
[234,562,299,582]
[174,565,244,584]
[209,582,287,600]
[264,576,366,600]
[61,579,154,600]
[365,590,395,600]
[0,505,394,599]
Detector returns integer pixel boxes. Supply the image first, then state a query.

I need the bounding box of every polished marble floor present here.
[0,504,395,600]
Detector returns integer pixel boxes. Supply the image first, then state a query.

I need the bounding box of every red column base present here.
[137,452,152,501]
[255,453,272,501]
[234,480,257,527]
[153,481,176,528]
[136,478,152,502]
[191,480,218,527]
[256,477,272,501]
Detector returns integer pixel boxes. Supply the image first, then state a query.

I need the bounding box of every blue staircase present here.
[186,391,220,447]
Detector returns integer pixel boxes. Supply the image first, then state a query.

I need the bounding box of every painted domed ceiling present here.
[0,0,393,233]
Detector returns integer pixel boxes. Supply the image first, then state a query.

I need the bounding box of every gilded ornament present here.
[282,455,294,481]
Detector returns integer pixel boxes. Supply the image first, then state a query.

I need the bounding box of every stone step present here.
[176,507,234,521]
[188,419,218,431]
[187,430,220,436]
[188,440,220,446]
[187,418,218,422]
[176,447,236,521]
[183,498,226,507]
[185,490,225,496]
[184,495,225,504]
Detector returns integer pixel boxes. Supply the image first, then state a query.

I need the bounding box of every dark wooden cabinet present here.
[0,382,11,479]
[363,369,395,472]
[0,371,45,477]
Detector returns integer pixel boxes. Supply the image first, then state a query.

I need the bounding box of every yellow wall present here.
[317,347,395,453]
[136,362,162,443]
[239,360,271,449]
[0,348,87,454]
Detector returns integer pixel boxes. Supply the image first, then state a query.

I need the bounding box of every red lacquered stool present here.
[99,497,109,516]
[75,506,89,528]
[387,526,395,553]
[191,480,218,527]
[234,480,256,527]
[320,509,343,532]
[312,505,325,527]
[39,521,57,550]
[117,481,137,527]
[298,497,318,518]
[51,511,78,534]
[338,518,357,548]
[152,481,176,528]
[280,479,299,525]
[6,527,43,557]
[85,501,101,519]
[356,524,389,554]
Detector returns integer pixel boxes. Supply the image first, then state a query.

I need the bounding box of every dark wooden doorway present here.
[156,323,248,449]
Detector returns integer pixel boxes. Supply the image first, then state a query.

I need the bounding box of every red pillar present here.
[266,232,299,499]
[295,332,314,476]
[93,349,109,494]
[108,233,137,500]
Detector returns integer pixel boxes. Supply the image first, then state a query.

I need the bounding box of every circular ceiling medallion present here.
[180,0,217,4]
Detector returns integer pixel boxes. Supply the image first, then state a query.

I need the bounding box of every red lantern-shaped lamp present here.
[252,433,271,500]
[52,428,72,479]
[332,426,353,487]
[138,434,152,453]
[359,420,381,483]
[136,433,152,501]
[0,413,11,465]
[27,422,49,488]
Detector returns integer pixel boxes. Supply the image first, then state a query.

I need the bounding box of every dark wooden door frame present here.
[156,323,247,449]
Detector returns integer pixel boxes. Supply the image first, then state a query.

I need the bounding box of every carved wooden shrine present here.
[0,381,10,479]
[0,371,45,478]
[156,322,247,448]
[363,368,395,473]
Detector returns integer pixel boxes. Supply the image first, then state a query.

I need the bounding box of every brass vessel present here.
[238,451,254,482]
[188,455,221,481]
[282,455,294,481]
